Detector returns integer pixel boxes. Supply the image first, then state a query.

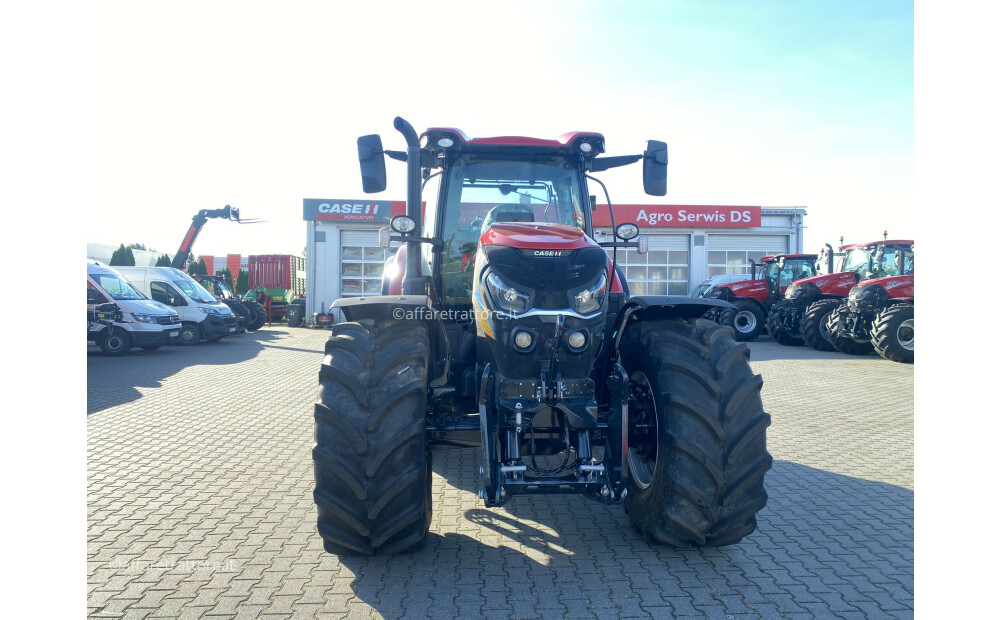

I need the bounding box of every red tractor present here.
[704,253,819,342]
[766,236,914,351]
[311,117,771,555]
[826,248,914,362]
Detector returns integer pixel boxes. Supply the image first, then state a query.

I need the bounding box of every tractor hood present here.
[479,223,598,252]
[856,274,914,298]
[788,271,859,295]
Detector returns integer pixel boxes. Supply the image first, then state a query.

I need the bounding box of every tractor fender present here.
[332,294,435,322]
[609,295,735,354]
[332,294,450,384]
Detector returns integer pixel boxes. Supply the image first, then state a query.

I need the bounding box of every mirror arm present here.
[384,149,407,162]
[587,154,642,172]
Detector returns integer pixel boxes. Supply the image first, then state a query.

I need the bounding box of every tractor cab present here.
[756,254,819,297]
[192,275,235,301]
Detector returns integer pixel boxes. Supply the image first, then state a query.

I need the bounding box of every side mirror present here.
[171,295,187,306]
[357,134,387,193]
[590,194,597,212]
[642,140,668,196]
[778,257,786,269]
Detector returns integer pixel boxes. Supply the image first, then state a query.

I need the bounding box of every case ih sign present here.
[303,199,406,222]
[592,204,761,228]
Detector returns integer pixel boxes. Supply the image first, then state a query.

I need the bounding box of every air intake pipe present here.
[394,116,424,296]
[825,243,834,274]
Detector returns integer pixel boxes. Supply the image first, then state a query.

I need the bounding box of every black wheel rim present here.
[627,371,658,489]
[181,327,197,343]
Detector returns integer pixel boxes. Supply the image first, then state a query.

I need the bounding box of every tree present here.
[218,267,234,290]
[188,257,208,275]
[129,243,147,251]
[235,269,249,296]
[109,244,136,266]
[156,254,172,266]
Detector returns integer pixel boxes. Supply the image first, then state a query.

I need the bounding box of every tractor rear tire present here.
[826,311,875,355]
[871,304,914,363]
[620,318,772,547]
[765,303,804,346]
[245,302,266,331]
[720,300,764,342]
[313,320,432,555]
[801,299,839,351]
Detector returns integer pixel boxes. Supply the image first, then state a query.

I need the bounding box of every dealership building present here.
[303,198,806,322]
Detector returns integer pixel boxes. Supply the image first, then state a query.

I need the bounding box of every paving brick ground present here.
[88,326,913,619]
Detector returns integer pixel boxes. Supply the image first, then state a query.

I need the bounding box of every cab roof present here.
[760,253,818,262]
[841,240,914,251]
[422,127,606,158]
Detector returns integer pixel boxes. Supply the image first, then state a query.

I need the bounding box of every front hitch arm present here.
[606,363,630,501]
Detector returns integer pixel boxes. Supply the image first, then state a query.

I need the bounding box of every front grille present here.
[157,315,181,325]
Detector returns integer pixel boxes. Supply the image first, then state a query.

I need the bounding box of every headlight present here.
[570,273,607,315]
[199,306,230,316]
[709,288,726,299]
[485,272,531,315]
[785,284,802,300]
[131,313,157,323]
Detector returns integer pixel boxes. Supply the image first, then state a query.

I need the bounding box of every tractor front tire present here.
[621,318,772,547]
[313,320,432,555]
[801,299,839,351]
[826,311,875,355]
[765,303,804,346]
[720,300,764,342]
[871,304,914,363]
[245,302,266,331]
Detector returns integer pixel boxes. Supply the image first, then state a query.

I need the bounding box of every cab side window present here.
[87,281,107,305]
[151,281,185,306]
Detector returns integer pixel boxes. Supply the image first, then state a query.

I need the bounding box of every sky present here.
[87,0,913,258]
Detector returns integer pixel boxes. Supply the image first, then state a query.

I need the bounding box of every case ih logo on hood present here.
[533,250,564,257]
[886,278,913,289]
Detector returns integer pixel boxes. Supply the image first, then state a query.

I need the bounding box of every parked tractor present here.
[826,247,914,362]
[703,254,819,342]
[311,117,771,555]
[191,274,261,332]
[766,235,914,351]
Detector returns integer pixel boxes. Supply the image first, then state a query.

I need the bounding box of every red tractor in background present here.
[827,249,914,362]
[766,235,914,351]
[704,253,819,341]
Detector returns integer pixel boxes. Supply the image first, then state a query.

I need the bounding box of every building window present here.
[616,248,689,295]
[707,251,776,276]
[341,246,394,297]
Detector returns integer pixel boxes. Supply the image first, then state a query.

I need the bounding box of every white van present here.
[87,260,181,355]
[116,267,239,345]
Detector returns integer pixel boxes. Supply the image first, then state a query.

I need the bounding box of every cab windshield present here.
[841,248,871,276]
[172,278,217,304]
[872,247,914,278]
[94,274,145,301]
[438,156,586,306]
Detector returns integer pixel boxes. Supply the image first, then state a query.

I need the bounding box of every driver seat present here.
[481,204,534,232]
